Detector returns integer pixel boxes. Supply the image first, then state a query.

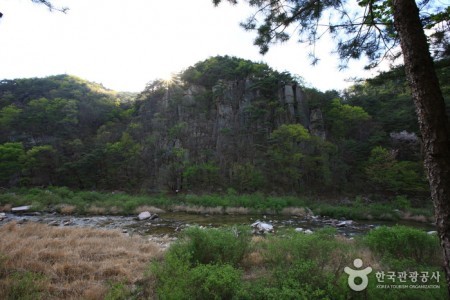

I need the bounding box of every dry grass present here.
[170,205,224,214]
[225,207,250,215]
[85,205,108,215]
[0,222,163,299]
[0,204,12,212]
[399,211,430,223]
[280,207,307,216]
[57,204,77,215]
[135,205,166,215]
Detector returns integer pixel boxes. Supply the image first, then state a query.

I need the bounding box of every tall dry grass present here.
[0,222,163,299]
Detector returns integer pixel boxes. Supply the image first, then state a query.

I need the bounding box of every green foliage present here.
[230,163,265,192]
[0,143,25,185]
[149,224,445,299]
[0,104,22,129]
[183,163,220,191]
[188,264,242,300]
[0,57,447,196]
[153,260,242,300]
[393,195,411,210]
[365,146,428,193]
[266,124,336,192]
[326,98,371,140]
[181,55,292,91]
[2,271,49,300]
[364,226,441,266]
[151,228,245,300]
[179,226,250,266]
[104,282,131,300]
[264,227,352,269]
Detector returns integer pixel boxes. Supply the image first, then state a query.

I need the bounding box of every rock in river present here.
[11,205,31,213]
[138,211,159,221]
[251,221,274,234]
[336,220,353,227]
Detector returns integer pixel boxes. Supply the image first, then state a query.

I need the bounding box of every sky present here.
[0,0,385,93]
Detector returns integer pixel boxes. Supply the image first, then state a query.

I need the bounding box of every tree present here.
[0,0,68,19]
[365,146,427,193]
[22,145,58,186]
[213,0,450,292]
[0,143,25,186]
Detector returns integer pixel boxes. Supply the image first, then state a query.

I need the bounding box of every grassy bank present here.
[1,222,446,299]
[0,187,434,222]
[147,225,447,299]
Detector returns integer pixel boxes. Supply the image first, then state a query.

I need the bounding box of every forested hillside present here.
[1,56,449,199]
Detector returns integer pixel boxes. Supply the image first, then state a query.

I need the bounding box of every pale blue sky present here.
[1,0,381,92]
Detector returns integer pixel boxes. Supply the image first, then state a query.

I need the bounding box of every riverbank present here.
[1,220,446,299]
[0,187,434,223]
[0,186,443,299]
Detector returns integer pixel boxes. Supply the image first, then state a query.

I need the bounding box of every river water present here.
[0,211,437,237]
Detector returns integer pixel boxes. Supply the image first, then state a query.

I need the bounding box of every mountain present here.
[0,74,134,144]
[2,56,449,198]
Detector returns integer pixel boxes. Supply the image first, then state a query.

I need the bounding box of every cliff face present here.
[135,75,324,191]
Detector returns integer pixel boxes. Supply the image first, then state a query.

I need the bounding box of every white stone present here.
[337,220,353,227]
[138,211,152,221]
[251,221,274,234]
[11,205,31,212]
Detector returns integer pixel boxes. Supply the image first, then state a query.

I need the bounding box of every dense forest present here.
[1,56,449,200]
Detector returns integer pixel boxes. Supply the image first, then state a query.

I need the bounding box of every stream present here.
[0,211,437,238]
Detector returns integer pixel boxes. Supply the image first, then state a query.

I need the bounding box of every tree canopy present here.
[213,0,449,66]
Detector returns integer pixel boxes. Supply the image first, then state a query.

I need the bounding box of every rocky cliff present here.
[135,64,325,191]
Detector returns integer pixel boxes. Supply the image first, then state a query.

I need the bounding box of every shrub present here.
[150,247,192,300]
[151,236,243,300]
[393,195,411,210]
[1,271,48,300]
[364,225,441,266]
[104,282,131,300]
[264,227,353,272]
[180,226,250,266]
[189,264,242,300]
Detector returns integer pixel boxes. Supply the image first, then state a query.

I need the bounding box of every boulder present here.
[138,211,159,221]
[11,205,31,213]
[138,211,151,220]
[336,220,353,227]
[251,221,274,234]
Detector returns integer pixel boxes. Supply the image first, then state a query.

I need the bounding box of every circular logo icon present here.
[344,259,373,291]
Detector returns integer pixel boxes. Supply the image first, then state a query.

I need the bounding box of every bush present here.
[243,228,352,299]
[150,229,244,300]
[364,225,441,266]
[150,246,192,299]
[180,226,250,266]
[264,227,353,272]
[189,264,242,300]
[393,195,411,210]
[104,282,131,300]
[1,271,48,300]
